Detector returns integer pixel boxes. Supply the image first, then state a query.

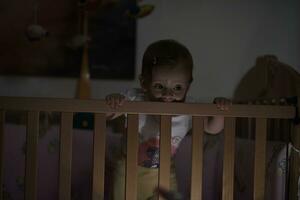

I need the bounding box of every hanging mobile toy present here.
[126,1,154,18]
[26,0,48,41]
[66,1,91,50]
[66,34,90,50]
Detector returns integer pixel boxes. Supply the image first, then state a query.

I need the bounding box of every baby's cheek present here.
[150,90,162,98]
[175,92,186,100]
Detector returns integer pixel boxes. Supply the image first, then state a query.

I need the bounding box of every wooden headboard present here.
[234,55,300,141]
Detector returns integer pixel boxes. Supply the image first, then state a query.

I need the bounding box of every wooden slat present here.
[159,115,172,200]
[247,102,254,139]
[25,111,39,200]
[289,100,300,200]
[281,119,290,142]
[59,112,73,200]
[267,119,273,140]
[0,111,4,200]
[222,118,236,200]
[92,113,106,200]
[0,97,295,119]
[289,124,300,200]
[191,116,204,200]
[248,118,254,139]
[253,118,267,200]
[273,118,281,140]
[125,114,139,200]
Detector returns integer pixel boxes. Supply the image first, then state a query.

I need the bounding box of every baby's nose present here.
[162,88,174,96]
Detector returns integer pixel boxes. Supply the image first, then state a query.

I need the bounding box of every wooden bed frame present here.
[0,96,299,200]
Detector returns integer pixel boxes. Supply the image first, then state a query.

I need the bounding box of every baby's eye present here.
[153,83,164,90]
[173,85,183,91]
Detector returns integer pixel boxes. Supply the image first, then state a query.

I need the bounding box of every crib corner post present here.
[289,96,300,200]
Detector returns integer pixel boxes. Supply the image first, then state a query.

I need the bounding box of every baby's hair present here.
[141,39,193,82]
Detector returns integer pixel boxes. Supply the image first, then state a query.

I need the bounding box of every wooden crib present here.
[0,96,299,200]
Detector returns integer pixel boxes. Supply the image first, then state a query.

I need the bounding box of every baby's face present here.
[144,66,192,102]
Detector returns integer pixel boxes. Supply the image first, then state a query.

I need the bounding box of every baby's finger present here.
[105,95,111,104]
[216,103,222,110]
[105,96,112,106]
[107,97,115,109]
[115,97,122,109]
[216,104,221,110]
[223,99,232,110]
[116,96,125,108]
[118,96,125,106]
[112,98,119,109]
[220,104,226,111]
[216,98,226,110]
[220,99,226,110]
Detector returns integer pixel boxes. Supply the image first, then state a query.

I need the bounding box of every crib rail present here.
[0,96,295,118]
[25,111,39,200]
[59,112,73,200]
[93,113,106,200]
[0,96,298,200]
[234,97,297,141]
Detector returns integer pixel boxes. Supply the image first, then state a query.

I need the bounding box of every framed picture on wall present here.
[88,0,136,79]
[0,0,136,80]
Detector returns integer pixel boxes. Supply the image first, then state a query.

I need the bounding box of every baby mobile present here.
[25,0,48,41]
[74,0,155,99]
[125,0,155,18]
[75,0,92,99]
[68,0,155,50]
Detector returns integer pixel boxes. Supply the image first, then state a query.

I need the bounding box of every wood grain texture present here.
[59,112,73,200]
[125,114,139,200]
[222,118,236,200]
[191,116,204,200]
[25,111,39,200]
[253,118,267,200]
[159,115,172,200]
[92,113,106,200]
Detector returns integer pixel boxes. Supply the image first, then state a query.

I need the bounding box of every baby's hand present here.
[105,93,126,109]
[213,97,232,111]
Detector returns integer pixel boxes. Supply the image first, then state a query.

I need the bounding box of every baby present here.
[106,39,230,199]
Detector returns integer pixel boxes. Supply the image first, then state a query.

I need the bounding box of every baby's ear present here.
[139,75,148,91]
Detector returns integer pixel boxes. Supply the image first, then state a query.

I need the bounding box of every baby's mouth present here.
[161,98,176,102]
[151,96,183,103]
